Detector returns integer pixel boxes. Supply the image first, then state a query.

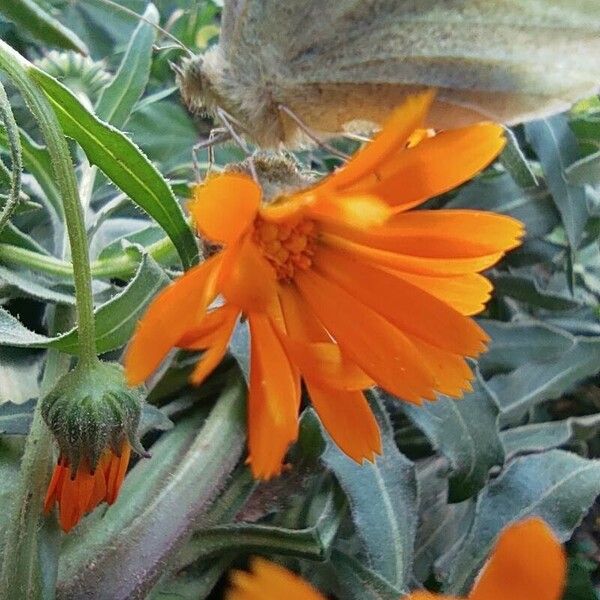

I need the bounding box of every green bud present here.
[41,360,145,474]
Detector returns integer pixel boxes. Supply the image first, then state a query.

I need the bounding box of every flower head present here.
[125,91,523,479]
[42,360,144,531]
[226,518,565,600]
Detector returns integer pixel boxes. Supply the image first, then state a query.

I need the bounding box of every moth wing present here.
[220,0,600,128]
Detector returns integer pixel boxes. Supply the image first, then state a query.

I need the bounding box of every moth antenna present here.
[278,104,350,160]
[91,0,194,58]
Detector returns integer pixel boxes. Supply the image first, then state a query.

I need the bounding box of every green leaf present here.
[0,253,170,353]
[0,0,88,54]
[28,67,199,270]
[478,320,575,377]
[566,150,600,187]
[0,263,74,305]
[329,549,403,600]
[0,438,25,547]
[490,270,583,310]
[499,128,538,188]
[525,116,589,250]
[0,348,41,405]
[487,337,600,424]
[400,375,504,502]
[0,399,35,434]
[501,414,600,457]
[95,4,158,128]
[443,450,600,594]
[317,394,417,591]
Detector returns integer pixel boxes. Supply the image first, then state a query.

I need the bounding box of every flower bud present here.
[42,360,145,532]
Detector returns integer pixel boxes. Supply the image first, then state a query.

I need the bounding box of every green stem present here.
[0,306,73,599]
[0,232,178,280]
[0,40,97,367]
[0,79,22,234]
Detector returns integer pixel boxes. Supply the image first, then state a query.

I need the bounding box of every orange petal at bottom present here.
[307,382,381,462]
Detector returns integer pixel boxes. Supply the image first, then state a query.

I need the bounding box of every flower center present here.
[253,217,317,281]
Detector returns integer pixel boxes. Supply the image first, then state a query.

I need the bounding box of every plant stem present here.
[0,40,98,366]
[0,306,72,599]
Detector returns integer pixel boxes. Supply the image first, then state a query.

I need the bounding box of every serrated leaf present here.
[478,319,575,377]
[400,375,504,502]
[501,414,600,457]
[0,398,35,434]
[487,337,600,424]
[317,394,416,590]
[443,451,600,594]
[28,67,198,270]
[95,4,158,128]
[525,116,589,250]
[0,0,88,54]
[0,253,170,353]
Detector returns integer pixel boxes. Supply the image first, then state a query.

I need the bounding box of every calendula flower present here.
[226,518,566,600]
[125,91,523,479]
[42,360,144,532]
[44,442,131,533]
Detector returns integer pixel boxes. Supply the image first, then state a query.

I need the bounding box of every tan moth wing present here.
[180,0,600,147]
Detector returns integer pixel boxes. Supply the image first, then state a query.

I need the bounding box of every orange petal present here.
[106,444,131,505]
[189,306,239,385]
[125,253,224,385]
[226,557,325,600]
[220,237,279,314]
[404,594,455,600]
[189,173,260,244]
[321,230,507,276]
[393,272,492,316]
[384,210,524,257]
[295,269,436,403]
[314,246,488,357]
[44,461,67,514]
[247,313,301,479]
[177,305,238,349]
[310,194,393,229]
[307,383,381,462]
[469,518,566,600]
[358,123,506,210]
[317,91,434,192]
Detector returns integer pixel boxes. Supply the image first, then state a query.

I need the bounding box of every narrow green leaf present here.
[525,116,589,250]
[566,150,600,187]
[443,451,600,594]
[329,549,402,600]
[487,337,600,424]
[499,128,538,188]
[95,4,158,128]
[317,394,416,591]
[0,348,41,405]
[0,253,170,353]
[28,67,199,269]
[0,0,88,54]
[0,399,35,434]
[400,375,504,502]
[478,320,575,377]
[501,414,600,457]
[0,263,74,305]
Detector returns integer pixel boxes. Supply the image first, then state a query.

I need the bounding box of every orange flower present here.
[226,518,566,600]
[125,91,523,479]
[44,442,131,532]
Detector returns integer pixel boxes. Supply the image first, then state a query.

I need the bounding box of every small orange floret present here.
[44,442,131,533]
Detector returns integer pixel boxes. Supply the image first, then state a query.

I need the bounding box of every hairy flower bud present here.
[41,360,144,475]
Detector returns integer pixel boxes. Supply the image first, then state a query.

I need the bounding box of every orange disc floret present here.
[44,442,131,533]
[125,91,524,480]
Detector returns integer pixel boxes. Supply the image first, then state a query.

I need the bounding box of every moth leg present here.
[278,104,350,160]
[192,128,230,182]
[215,108,259,183]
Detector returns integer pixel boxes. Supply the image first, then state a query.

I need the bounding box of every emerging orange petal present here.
[469,518,566,600]
[226,557,325,600]
[45,443,131,533]
[125,252,224,385]
[189,173,261,244]
[307,383,381,462]
[247,313,301,479]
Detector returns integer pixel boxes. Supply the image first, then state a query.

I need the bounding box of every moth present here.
[177,0,600,147]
